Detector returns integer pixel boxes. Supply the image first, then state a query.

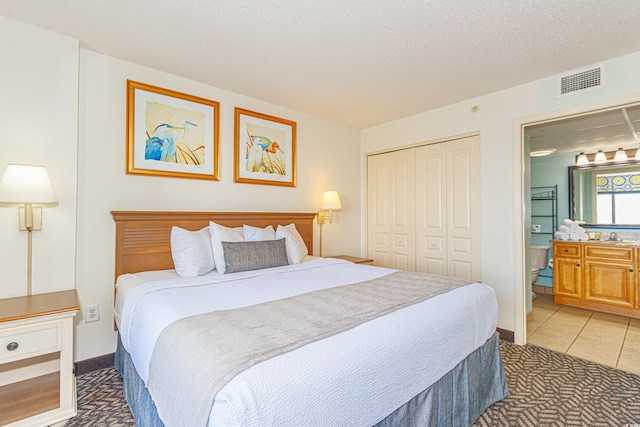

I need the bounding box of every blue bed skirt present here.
[115,332,508,426]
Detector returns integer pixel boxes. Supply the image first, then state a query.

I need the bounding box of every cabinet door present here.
[584,260,635,308]
[553,257,582,298]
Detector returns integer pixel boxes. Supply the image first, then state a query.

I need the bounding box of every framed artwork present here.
[234,108,296,187]
[126,80,220,180]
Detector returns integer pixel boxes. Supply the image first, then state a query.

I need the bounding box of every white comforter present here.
[116,257,498,427]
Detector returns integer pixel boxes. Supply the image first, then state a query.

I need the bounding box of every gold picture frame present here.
[234,108,296,187]
[126,80,220,180]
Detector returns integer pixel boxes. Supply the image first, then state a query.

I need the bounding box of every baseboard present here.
[74,352,115,376]
[496,327,514,342]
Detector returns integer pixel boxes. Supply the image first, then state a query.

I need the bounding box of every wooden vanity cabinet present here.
[553,241,640,318]
[553,242,583,299]
[583,245,635,309]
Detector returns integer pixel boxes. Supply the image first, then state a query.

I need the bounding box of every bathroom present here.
[524,104,640,371]
[529,151,640,290]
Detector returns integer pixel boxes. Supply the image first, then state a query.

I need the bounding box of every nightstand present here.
[329,255,374,265]
[0,290,79,427]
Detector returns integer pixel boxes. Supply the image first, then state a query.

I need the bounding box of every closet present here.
[366,135,481,281]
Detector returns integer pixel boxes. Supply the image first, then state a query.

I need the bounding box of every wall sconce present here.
[0,164,58,296]
[317,190,342,257]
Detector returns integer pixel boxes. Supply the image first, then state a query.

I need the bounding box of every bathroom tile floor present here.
[527,293,640,375]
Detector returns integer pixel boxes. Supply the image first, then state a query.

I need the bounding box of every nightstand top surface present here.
[0,289,79,323]
[329,255,374,264]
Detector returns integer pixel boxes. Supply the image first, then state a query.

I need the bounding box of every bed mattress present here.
[115,257,500,426]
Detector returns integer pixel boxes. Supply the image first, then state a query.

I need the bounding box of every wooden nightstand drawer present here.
[0,322,61,363]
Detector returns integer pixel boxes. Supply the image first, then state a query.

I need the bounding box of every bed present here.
[111,211,508,427]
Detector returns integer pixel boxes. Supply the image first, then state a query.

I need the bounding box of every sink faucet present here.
[609,232,618,241]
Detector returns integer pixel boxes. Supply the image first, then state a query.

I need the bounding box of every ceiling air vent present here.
[557,63,605,98]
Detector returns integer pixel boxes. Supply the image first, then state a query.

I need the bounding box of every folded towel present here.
[555,231,570,240]
[569,231,581,241]
[578,234,589,242]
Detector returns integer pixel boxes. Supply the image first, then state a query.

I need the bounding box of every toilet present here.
[531,245,550,284]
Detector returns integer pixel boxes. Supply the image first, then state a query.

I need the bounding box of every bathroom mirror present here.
[570,160,640,228]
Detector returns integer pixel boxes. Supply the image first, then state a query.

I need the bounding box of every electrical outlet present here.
[86,304,100,323]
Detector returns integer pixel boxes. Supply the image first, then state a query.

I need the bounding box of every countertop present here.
[551,239,640,246]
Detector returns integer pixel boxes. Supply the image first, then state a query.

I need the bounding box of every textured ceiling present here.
[1,1,640,128]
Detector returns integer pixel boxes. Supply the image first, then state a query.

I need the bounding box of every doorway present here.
[517,100,640,374]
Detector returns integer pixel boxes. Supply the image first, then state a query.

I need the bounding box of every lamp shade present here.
[320,190,342,211]
[0,164,58,205]
[613,148,628,162]
[576,152,589,165]
[593,150,607,164]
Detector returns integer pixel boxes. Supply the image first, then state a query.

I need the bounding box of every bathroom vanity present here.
[553,240,639,318]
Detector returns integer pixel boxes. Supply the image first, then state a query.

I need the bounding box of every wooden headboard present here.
[111,211,317,278]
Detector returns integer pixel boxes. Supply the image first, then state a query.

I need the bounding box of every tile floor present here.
[527,294,640,375]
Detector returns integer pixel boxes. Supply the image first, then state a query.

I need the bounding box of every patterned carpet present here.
[66,341,640,427]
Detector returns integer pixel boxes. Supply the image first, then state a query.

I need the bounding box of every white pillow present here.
[243,224,276,242]
[170,226,214,277]
[276,223,308,264]
[209,221,244,274]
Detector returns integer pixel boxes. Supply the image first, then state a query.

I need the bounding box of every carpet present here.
[66,341,640,426]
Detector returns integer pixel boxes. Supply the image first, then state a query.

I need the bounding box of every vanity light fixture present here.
[594,150,608,164]
[576,152,589,165]
[613,148,628,162]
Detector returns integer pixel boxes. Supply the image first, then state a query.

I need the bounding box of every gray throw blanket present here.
[148,271,474,427]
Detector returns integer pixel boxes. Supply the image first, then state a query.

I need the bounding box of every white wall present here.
[0,17,78,299]
[75,50,362,360]
[361,51,640,337]
[0,17,361,361]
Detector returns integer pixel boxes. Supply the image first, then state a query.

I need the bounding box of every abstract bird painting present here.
[234,107,295,186]
[144,101,206,165]
[244,130,286,175]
